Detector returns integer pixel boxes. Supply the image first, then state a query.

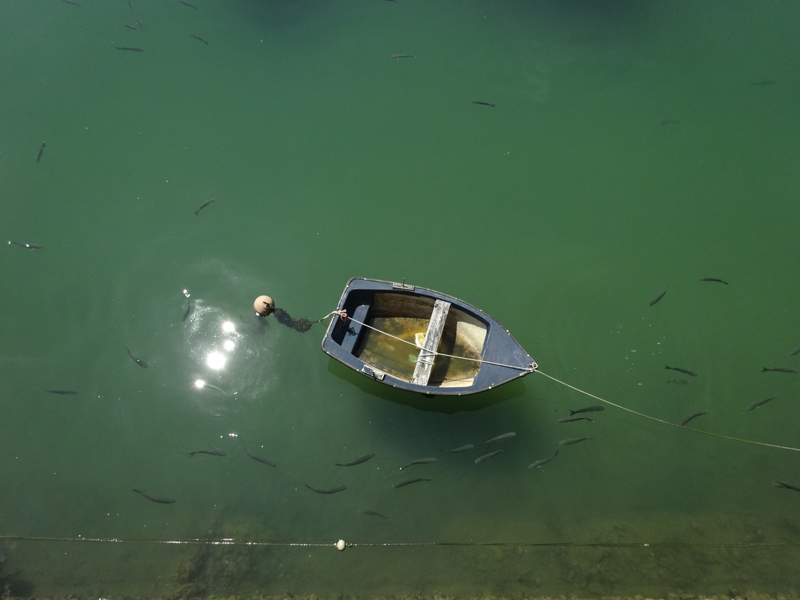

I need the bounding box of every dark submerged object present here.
[321,278,536,396]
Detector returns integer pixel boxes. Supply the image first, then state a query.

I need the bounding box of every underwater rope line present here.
[535,370,800,453]
[320,311,800,454]
[2,534,799,549]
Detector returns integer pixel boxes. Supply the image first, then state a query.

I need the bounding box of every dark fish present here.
[135,18,142,27]
[399,458,436,470]
[390,54,414,59]
[444,444,474,453]
[665,365,697,377]
[752,80,775,85]
[9,240,43,249]
[773,481,800,493]
[336,452,375,467]
[182,299,191,322]
[124,346,149,368]
[393,478,431,488]
[127,0,133,8]
[189,449,226,457]
[528,450,559,469]
[123,23,138,31]
[35,142,45,163]
[189,34,208,45]
[45,389,78,395]
[660,119,680,125]
[472,101,495,107]
[62,0,81,6]
[178,0,197,8]
[762,367,798,373]
[359,509,387,518]
[558,416,594,423]
[475,450,503,464]
[699,277,729,285]
[485,432,516,443]
[649,286,667,306]
[305,484,346,494]
[569,406,604,415]
[678,411,707,427]
[247,452,276,467]
[790,347,800,357]
[559,437,590,446]
[115,46,143,52]
[194,197,216,216]
[667,379,689,385]
[746,397,775,411]
[133,489,175,504]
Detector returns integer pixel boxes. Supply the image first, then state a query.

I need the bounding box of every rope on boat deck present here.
[2,534,800,549]
[329,310,536,373]
[535,370,800,453]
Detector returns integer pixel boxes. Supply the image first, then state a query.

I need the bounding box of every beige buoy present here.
[336,539,346,551]
[254,295,275,316]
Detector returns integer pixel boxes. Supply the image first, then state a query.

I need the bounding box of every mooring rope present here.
[535,370,800,453]
[1,534,799,549]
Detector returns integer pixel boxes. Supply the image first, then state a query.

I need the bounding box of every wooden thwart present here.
[411,300,451,386]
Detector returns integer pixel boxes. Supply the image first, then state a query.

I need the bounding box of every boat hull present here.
[321,278,536,396]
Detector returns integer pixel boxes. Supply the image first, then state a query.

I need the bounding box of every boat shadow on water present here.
[325,359,528,413]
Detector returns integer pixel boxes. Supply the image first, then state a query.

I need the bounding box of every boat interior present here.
[331,290,488,388]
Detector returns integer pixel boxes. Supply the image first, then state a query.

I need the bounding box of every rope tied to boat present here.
[329,309,536,373]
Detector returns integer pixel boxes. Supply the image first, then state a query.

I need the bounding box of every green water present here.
[2,0,799,597]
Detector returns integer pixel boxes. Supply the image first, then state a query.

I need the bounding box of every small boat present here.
[321,278,537,396]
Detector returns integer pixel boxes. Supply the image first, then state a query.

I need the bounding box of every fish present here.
[665,365,697,377]
[62,0,81,6]
[128,0,133,8]
[474,450,503,464]
[359,509,387,518]
[746,397,776,411]
[390,54,414,59]
[399,458,436,470]
[528,450,559,469]
[773,481,800,493]
[336,452,375,467]
[667,379,689,385]
[790,347,800,356]
[649,286,667,306]
[660,119,680,125]
[194,197,216,216]
[568,406,604,415]
[115,47,144,52]
[678,411,707,427]
[304,484,346,494]
[559,437,590,446]
[762,367,798,373]
[133,489,175,504]
[178,0,197,8]
[393,478,431,488]
[182,299,191,322]
[699,277,729,285]
[124,346,149,368]
[8,241,43,249]
[189,34,208,45]
[558,416,594,423]
[247,452,276,467]
[472,101,495,107]
[135,18,143,27]
[36,142,45,163]
[189,449,226,457]
[444,444,474,453]
[45,389,78,395]
[485,432,516,443]
[123,23,138,31]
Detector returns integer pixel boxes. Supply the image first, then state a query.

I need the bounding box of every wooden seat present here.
[340,304,370,354]
[411,299,451,386]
